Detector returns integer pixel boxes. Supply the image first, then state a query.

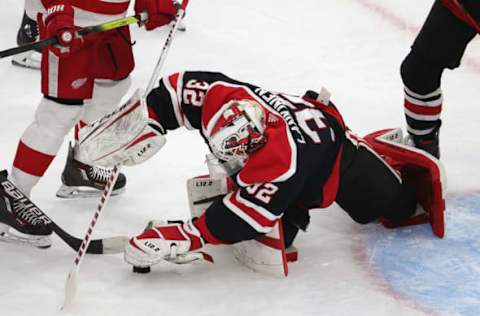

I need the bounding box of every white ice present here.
[0,1,479,315]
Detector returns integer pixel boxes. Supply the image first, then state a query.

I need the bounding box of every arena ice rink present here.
[1,1,479,315]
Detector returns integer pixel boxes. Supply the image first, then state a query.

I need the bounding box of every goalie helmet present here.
[207,99,267,167]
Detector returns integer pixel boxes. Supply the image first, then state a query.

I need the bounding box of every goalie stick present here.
[0,170,126,254]
[62,0,190,309]
[0,13,148,59]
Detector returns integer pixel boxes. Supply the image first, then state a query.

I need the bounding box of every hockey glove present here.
[76,89,167,167]
[43,2,83,54]
[125,219,213,267]
[135,0,177,30]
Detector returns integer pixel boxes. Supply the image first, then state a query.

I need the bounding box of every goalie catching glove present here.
[75,89,166,167]
[124,219,213,267]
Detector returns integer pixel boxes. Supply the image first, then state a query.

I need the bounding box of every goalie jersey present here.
[146,71,347,244]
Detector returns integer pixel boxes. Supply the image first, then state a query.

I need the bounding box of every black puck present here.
[133,266,151,273]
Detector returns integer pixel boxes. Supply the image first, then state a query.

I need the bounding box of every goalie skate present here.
[0,170,52,249]
[56,143,126,198]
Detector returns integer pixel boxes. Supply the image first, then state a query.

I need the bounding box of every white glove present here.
[124,220,214,267]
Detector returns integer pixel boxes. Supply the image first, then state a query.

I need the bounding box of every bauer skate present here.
[11,11,41,70]
[0,170,52,249]
[56,143,126,198]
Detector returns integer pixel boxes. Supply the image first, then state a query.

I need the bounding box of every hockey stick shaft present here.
[145,0,189,94]
[0,13,147,59]
[62,1,189,308]
[63,164,121,310]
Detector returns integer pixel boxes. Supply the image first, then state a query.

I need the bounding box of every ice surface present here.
[0,1,479,315]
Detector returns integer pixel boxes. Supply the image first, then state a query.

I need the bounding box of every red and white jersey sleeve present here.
[41,0,130,26]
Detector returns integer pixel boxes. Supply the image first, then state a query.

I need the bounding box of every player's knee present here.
[34,97,83,137]
[400,50,444,94]
[93,77,131,106]
[82,77,132,123]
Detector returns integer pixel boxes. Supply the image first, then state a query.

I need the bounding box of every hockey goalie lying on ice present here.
[75,71,446,277]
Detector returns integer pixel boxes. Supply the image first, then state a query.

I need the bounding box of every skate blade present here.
[56,185,126,199]
[0,223,51,249]
[11,51,41,70]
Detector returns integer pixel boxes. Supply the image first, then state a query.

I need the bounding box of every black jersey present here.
[147,71,347,244]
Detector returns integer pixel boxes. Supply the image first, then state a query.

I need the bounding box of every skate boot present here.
[11,11,41,69]
[0,170,52,248]
[406,124,441,159]
[56,143,127,198]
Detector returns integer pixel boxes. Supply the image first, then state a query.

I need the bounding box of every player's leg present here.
[56,28,135,198]
[12,0,43,69]
[400,0,477,158]
[56,78,132,198]
[335,135,417,225]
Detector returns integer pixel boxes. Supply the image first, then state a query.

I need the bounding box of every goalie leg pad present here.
[187,174,236,218]
[364,128,446,238]
[233,220,289,277]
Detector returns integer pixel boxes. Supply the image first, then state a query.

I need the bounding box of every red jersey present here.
[41,0,130,26]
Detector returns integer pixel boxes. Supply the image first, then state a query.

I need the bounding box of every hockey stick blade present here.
[0,14,147,59]
[51,222,127,254]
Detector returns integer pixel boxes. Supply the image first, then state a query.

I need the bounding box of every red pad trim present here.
[256,235,283,250]
[157,226,186,241]
[286,250,298,263]
[13,141,55,177]
[126,132,157,149]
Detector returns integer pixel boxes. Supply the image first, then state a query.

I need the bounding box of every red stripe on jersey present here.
[42,0,130,15]
[13,141,55,177]
[168,73,180,91]
[194,214,225,245]
[228,191,277,228]
[442,0,480,32]
[404,99,442,116]
[321,146,342,208]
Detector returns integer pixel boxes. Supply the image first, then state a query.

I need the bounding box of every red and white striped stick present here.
[62,164,121,310]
